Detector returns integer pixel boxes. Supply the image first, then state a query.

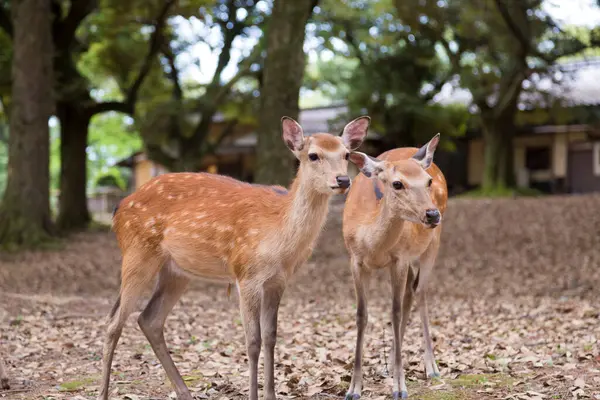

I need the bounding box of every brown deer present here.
[98,116,371,400]
[342,134,447,399]
[0,356,8,390]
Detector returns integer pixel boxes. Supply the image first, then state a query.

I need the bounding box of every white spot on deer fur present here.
[142,207,147,212]
[150,228,157,234]
[128,201,134,208]
[124,221,131,228]
[167,195,174,200]
[196,213,207,219]
[248,229,259,236]
[145,218,155,228]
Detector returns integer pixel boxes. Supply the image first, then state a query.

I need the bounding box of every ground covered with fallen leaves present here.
[1,194,600,400]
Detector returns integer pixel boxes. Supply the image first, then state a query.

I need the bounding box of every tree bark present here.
[481,114,516,191]
[0,0,54,247]
[255,1,317,185]
[56,102,91,231]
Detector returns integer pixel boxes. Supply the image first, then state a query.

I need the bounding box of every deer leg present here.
[98,250,165,400]
[388,265,417,371]
[390,261,409,399]
[138,263,191,399]
[239,282,262,400]
[418,289,439,378]
[346,258,370,400]
[417,238,441,379]
[261,277,285,400]
[0,356,8,390]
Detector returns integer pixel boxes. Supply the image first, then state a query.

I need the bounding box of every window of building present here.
[525,146,551,171]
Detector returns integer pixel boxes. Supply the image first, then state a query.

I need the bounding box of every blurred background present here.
[2,0,600,240]
[1,1,600,399]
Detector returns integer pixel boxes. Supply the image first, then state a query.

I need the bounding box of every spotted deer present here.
[0,356,8,390]
[342,134,447,399]
[98,116,371,400]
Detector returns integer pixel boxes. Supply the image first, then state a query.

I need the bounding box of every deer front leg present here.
[417,237,441,379]
[346,258,370,400]
[261,277,285,400]
[0,356,8,390]
[239,282,262,400]
[390,261,410,399]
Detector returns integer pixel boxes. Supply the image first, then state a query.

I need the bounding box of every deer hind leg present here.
[390,261,410,399]
[98,249,166,400]
[138,262,191,399]
[0,355,8,390]
[261,276,285,400]
[346,258,370,400]
[417,236,441,379]
[238,280,262,400]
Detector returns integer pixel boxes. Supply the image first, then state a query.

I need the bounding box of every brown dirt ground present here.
[1,194,600,399]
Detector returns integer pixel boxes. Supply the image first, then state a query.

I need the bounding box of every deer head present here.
[349,133,442,228]
[282,115,370,194]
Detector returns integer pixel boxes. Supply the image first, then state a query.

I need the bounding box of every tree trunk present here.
[0,0,55,248]
[481,116,515,191]
[56,103,91,231]
[255,1,317,185]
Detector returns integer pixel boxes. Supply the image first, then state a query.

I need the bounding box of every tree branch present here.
[125,0,176,109]
[494,0,531,53]
[87,0,176,117]
[0,5,12,38]
[207,118,239,154]
[54,0,98,51]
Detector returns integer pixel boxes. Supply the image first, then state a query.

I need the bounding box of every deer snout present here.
[335,175,351,189]
[424,208,441,227]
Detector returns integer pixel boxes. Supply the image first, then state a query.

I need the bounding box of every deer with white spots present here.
[342,134,447,399]
[98,116,371,400]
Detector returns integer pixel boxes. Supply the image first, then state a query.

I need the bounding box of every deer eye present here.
[392,181,404,190]
[308,153,319,161]
[427,179,433,187]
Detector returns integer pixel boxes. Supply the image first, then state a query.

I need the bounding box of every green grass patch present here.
[456,186,544,199]
[57,377,97,392]
[415,390,471,400]
[448,373,515,389]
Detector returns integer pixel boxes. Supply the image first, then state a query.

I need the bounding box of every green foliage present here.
[310,0,468,146]
[87,112,141,191]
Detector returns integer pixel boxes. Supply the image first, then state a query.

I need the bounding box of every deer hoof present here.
[392,391,408,399]
[345,394,360,400]
[428,372,441,379]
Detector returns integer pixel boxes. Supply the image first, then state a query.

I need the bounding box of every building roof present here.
[433,59,600,109]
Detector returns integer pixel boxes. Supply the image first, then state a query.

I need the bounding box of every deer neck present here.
[279,167,331,250]
[365,191,405,253]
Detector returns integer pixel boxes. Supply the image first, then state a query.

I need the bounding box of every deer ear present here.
[341,116,370,150]
[412,133,440,169]
[281,116,304,152]
[349,152,384,178]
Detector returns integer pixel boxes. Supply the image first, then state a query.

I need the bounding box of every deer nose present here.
[336,175,351,189]
[425,209,440,224]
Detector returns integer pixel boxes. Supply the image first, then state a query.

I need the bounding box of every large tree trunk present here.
[56,103,91,231]
[481,115,515,191]
[0,0,55,247]
[255,1,317,185]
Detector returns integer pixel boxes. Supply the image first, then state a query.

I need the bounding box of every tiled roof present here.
[433,59,600,108]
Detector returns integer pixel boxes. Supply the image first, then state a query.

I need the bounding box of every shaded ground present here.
[1,194,600,399]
